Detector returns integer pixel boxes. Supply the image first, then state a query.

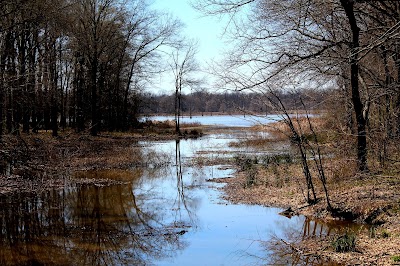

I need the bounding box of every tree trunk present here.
[340,0,368,172]
[76,57,85,133]
[175,86,181,135]
[90,57,98,136]
[6,31,16,134]
[18,25,29,134]
[0,61,4,139]
[51,43,58,137]
[0,38,6,138]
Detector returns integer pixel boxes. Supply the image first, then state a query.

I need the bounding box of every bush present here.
[234,155,257,171]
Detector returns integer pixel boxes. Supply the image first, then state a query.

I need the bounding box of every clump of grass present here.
[234,155,259,188]
[381,229,391,238]
[369,226,376,238]
[145,120,175,129]
[182,128,203,137]
[257,153,294,187]
[392,255,400,262]
[234,153,300,189]
[232,138,272,148]
[244,166,257,188]
[331,232,356,252]
[234,155,257,171]
[260,153,293,167]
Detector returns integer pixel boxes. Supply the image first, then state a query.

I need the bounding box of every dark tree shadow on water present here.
[237,216,354,266]
[0,176,190,265]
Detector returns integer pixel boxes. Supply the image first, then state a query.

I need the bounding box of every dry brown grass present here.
[0,131,165,195]
[219,163,308,208]
[229,137,274,148]
[250,115,330,142]
[139,120,203,136]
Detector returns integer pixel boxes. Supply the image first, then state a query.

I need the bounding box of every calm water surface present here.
[142,114,284,127]
[0,118,344,266]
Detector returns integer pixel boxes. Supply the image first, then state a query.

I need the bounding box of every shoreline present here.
[213,149,400,265]
[1,125,399,265]
[141,110,320,118]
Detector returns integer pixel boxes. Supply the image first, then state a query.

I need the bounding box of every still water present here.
[141,114,284,127]
[0,119,342,266]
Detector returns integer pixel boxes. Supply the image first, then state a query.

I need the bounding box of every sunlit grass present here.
[229,138,272,148]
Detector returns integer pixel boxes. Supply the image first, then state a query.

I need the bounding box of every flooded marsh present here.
[0,116,357,265]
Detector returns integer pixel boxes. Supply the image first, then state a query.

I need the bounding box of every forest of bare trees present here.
[0,0,183,137]
[1,2,400,263]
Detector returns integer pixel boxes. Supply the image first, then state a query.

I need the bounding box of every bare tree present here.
[339,0,367,171]
[122,10,183,130]
[170,40,199,135]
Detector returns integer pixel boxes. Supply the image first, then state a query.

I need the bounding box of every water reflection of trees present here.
[0,180,188,265]
[173,140,196,225]
[137,139,200,230]
[259,217,344,266]
[0,139,211,265]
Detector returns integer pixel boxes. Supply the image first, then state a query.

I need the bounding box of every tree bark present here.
[0,32,6,138]
[340,0,368,172]
[90,56,98,136]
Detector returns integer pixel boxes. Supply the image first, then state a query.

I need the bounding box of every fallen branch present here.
[280,238,305,254]
[279,238,323,259]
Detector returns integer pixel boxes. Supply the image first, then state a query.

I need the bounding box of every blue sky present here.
[151,0,228,93]
[152,0,226,61]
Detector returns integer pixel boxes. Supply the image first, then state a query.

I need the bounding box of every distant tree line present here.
[0,0,182,138]
[139,89,328,115]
